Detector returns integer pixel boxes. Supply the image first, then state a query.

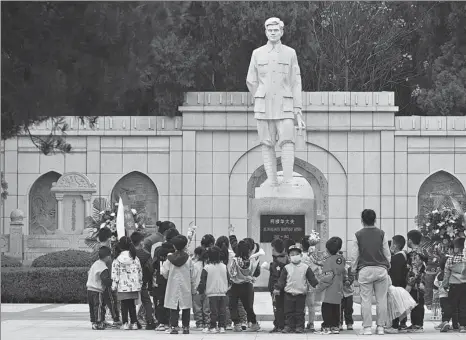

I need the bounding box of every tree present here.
[413,2,466,116]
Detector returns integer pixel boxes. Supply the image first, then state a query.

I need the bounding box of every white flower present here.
[438,222,445,227]
[99,211,105,215]
[426,222,431,227]
[432,210,439,214]
[131,208,137,215]
[110,212,115,217]
[134,223,138,228]
[434,229,440,234]
[100,223,106,229]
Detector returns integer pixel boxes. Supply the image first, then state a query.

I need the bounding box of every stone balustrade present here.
[395,116,466,136]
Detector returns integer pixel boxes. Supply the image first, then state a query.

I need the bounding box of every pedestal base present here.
[255,180,309,198]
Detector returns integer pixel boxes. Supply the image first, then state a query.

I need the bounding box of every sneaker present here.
[123,323,130,330]
[398,325,408,333]
[407,325,423,333]
[376,326,384,335]
[208,328,219,334]
[306,322,315,332]
[155,324,166,331]
[183,327,190,334]
[359,327,372,335]
[146,322,156,330]
[339,325,344,331]
[233,324,243,332]
[295,327,304,333]
[196,324,204,330]
[247,323,260,332]
[331,327,340,334]
[91,323,99,330]
[219,327,226,333]
[440,323,450,333]
[282,327,293,333]
[347,324,354,331]
[459,326,466,333]
[170,327,179,334]
[131,323,139,330]
[241,323,247,331]
[385,327,399,334]
[320,328,331,335]
[226,325,233,331]
[435,321,447,330]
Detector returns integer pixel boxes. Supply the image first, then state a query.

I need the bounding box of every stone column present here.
[55,194,64,232]
[8,209,24,260]
[82,194,92,218]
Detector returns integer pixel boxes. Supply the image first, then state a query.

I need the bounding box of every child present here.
[130,231,156,330]
[315,237,346,335]
[87,246,113,330]
[201,234,216,249]
[192,246,210,330]
[273,244,318,333]
[435,256,458,332]
[161,235,196,335]
[340,260,354,331]
[198,246,229,333]
[266,238,288,333]
[228,240,260,332]
[215,236,234,329]
[406,230,427,333]
[152,242,175,331]
[386,235,408,333]
[111,236,143,330]
[443,237,466,333]
[301,236,321,332]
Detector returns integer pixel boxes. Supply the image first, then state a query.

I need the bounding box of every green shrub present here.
[1,267,88,303]
[31,249,93,268]
[1,254,22,267]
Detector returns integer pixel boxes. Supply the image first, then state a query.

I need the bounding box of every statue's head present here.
[265,17,284,43]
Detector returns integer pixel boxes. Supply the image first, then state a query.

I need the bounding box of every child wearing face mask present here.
[273,244,319,333]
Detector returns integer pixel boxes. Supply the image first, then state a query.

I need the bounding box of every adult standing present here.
[351,209,391,335]
[143,220,176,256]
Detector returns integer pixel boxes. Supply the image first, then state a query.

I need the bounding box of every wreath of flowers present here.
[308,230,321,246]
[85,197,151,244]
[416,207,465,243]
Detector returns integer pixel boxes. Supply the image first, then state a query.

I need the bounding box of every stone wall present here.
[1,92,465,260]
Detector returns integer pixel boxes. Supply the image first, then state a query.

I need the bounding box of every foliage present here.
[416,207,465,243]
[1,254,22,267]
[1,172,8,202]
[413,3,466,116]
[31,249,93,268]
[2,1,465,152]
[1,267,88,303]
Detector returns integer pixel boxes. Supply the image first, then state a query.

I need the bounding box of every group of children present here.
[86,222,466,334]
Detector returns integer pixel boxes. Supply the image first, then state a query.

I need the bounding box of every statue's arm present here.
[290,50,302,110]
[246,51,259,96]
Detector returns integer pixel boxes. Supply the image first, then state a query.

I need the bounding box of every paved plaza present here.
[1,293,462,340]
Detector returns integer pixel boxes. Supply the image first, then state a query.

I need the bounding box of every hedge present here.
[1,254,22,267]
[1,267,88,303]
[31,249,93,268]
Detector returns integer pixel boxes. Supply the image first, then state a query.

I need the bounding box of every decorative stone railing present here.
[21,92,466,134]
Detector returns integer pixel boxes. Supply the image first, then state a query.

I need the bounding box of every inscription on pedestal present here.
[260,214,305,243]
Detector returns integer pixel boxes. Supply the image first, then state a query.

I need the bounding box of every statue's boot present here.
[281,142,295,186]
[262,144,278,186]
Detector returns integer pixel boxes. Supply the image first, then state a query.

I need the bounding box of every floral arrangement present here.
[308,230,321,246]
[84,197,151,242]
[416,207,465,243]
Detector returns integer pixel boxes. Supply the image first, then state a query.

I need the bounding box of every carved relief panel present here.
[29,172,61,235]
[62,195,85,234]
[111,172,159,227]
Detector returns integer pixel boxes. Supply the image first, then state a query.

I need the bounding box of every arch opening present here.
[111,172,159,227]
[29,171,61,235]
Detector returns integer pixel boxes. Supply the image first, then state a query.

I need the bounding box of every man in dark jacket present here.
[131,231,155,329]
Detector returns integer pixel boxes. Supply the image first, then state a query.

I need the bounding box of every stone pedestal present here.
[50,172,96,234]
[248,197,317,288]
[7,209,25,260]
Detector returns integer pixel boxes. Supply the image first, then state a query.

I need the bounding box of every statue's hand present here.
[295,109,306,130]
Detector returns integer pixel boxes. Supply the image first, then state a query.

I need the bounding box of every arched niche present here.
[111,172,159,228]
[418,170,466,217]
[247,157,329,243]
[29,171,61,235]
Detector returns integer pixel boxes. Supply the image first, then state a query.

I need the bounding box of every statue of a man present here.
[247,17,305,187]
